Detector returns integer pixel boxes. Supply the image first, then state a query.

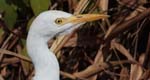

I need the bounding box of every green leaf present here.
[30,0,51,16]
[0,0,17,28]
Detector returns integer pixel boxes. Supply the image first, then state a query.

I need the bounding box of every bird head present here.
[29,10,108,41]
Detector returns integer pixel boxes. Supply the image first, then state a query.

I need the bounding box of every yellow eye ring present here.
[55,18,63,24]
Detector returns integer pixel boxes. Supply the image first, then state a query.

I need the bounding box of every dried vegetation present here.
[0,0,150,80]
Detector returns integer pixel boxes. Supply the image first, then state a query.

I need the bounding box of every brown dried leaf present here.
[130,54,145,80]
[0,49,31,63]
[1,67,7,77]
[119,68,129,80]
[140,70,150,80]
[63,34,77,47]
[111,40,137,63]
[73,60,129,79]
[74,0,89,14]
[118,0,138,9]
[0,75,4,80]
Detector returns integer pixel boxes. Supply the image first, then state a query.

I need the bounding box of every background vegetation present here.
[0,0,150,80]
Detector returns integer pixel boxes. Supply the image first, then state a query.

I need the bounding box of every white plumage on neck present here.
[27,34,59,80]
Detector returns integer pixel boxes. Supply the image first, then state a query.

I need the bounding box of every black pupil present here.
[57,19,62,23]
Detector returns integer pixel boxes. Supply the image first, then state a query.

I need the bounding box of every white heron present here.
[26,10,108,80]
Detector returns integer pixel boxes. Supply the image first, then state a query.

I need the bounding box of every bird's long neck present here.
[27,33,59,80]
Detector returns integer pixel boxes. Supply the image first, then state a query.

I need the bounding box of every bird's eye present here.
[55,18,63,24]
